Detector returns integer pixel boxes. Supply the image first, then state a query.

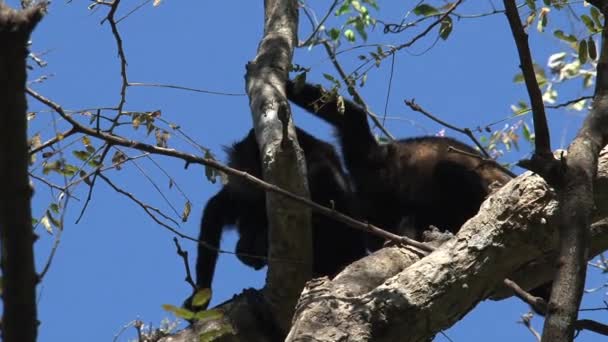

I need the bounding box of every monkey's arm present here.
[286,80,378,153]
[286,80,366,127]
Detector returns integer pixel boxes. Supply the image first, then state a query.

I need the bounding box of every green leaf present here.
[162,304,194,320]
[581,15,596,33]
[335,2,350,16]
[351,1,366,14]
[344,29,356,42]
[413,4,439,16]
[323,73,338,83]
[192,288,212,308]
[553,30,577,43]
[62,164,78,177]
[525,0,536,11]
[439,17,453,40]
[193,309,223,322]
[50,203,60,214]
[362,0,379,10]
[328,27,340,41]
[513,73,525,83]
[591,7,603,29]
[579,39,588,64]
[72,150,90,161]
[588,38,597,60]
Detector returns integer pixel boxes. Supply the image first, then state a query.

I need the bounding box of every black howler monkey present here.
[195,127,367,291]
[286,81,514,247]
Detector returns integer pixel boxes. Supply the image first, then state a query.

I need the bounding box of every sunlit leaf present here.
[581,14,597,33]
[193,309,223,322]
[40,215,53,234]
[191,288,212,308]
[537,7,549,33]
[335,2,350,16]
[162,304,194,320]
[344,29,356,42]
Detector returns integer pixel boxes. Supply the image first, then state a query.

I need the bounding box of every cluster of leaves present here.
[479,119,534,160]
[163,289,235,342]
[506,2,602,152]
[514,2,601,110]
[130,110,172,148]
[326,0,379,43]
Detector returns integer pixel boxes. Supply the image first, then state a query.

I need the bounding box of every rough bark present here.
[0,2,46,342]
[243,0,304,333]
[284,150,608,342]
[541,13,608,342]
[160,148,608,342]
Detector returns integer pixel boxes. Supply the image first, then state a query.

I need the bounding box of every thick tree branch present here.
[286,150,608,342]
[540,13,608,342]
[0,3,47,342]
[246,0,311,332]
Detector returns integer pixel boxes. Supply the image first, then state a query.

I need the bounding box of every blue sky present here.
[11,0,606,341]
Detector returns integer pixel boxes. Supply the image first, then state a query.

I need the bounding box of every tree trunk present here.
[0,3,46,342]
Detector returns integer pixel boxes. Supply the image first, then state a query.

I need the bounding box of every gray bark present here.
[244,0,304,334]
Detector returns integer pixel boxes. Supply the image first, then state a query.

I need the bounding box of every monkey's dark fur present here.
[286,81,514,247]
[196,127,367,291]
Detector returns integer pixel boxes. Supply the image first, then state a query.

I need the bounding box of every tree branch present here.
[540,12,608,342]
[0,3,47,342]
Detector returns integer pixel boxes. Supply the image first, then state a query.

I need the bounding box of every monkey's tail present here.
[196,188,236,290]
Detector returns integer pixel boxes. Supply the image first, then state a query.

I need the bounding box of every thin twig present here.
[173,237,197,290]
[299,0,340,47]
[128,82,245,96]
[404,99,490,158]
